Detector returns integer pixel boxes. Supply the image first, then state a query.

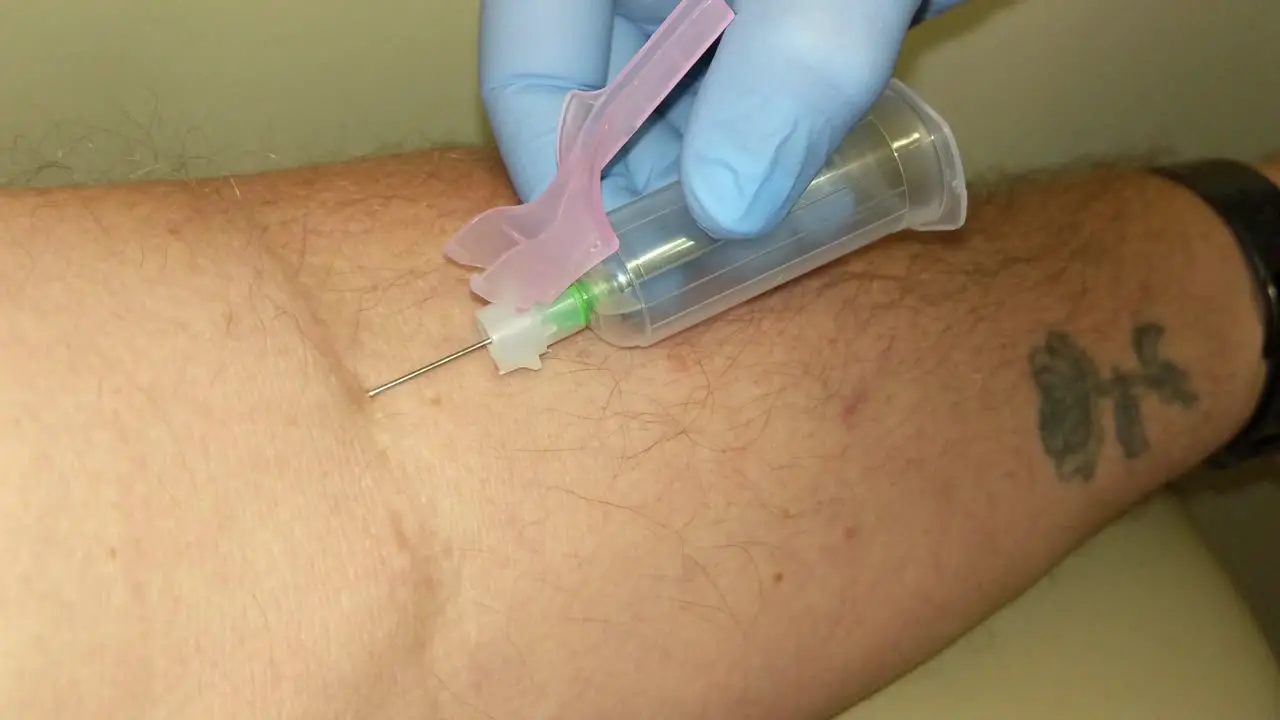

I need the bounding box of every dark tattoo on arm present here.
[1028,323,1198,482]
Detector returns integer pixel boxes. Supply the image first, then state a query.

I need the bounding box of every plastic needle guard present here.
[444,0,736,310]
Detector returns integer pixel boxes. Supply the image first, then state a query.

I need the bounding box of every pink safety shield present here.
[444,0,736,308]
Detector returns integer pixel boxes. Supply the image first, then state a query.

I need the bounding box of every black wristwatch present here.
[1152,159,1280,468]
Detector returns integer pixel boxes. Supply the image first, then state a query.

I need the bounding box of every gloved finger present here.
[612,0,714,188]
[657,72,704,136]
[615,0,685,31]
[479,0,614,202]
[618,113,687,199]
[606,15,686,204]
[916,0,968,21]
[601,169,640,211]
[617,0,718,137]
[680,0,918,239]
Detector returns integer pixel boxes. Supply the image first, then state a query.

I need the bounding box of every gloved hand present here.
[479,0,965,239]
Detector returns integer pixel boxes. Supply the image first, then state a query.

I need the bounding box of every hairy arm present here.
[0,150,1272,719]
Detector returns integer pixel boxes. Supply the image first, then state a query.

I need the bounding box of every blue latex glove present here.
[480,0,965,239]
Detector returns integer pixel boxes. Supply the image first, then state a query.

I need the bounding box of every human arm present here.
[479,0,966,238]
[0,150,1273,719]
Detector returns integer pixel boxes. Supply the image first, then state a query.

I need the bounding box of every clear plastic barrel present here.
[574,79,966,348]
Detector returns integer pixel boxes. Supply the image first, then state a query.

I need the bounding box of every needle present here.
[366,338,493,398]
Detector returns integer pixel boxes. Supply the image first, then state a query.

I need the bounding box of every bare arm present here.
[0,151,1272,719]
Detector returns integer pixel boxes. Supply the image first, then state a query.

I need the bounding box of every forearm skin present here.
[0,152,1270,719]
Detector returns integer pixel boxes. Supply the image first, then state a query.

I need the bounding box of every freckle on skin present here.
[428,395,443,407]
[840,387,867,428]
[772,571,784,585]
[843,526,858,541]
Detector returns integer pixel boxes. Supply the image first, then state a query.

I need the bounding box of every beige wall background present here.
[1,0,1277,651]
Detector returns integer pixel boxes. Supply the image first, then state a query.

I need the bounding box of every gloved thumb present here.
[680,0,918,239]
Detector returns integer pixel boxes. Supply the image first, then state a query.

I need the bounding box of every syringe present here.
[367,79,966,397]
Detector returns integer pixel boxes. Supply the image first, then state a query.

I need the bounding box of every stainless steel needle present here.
[366,338,493,398]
